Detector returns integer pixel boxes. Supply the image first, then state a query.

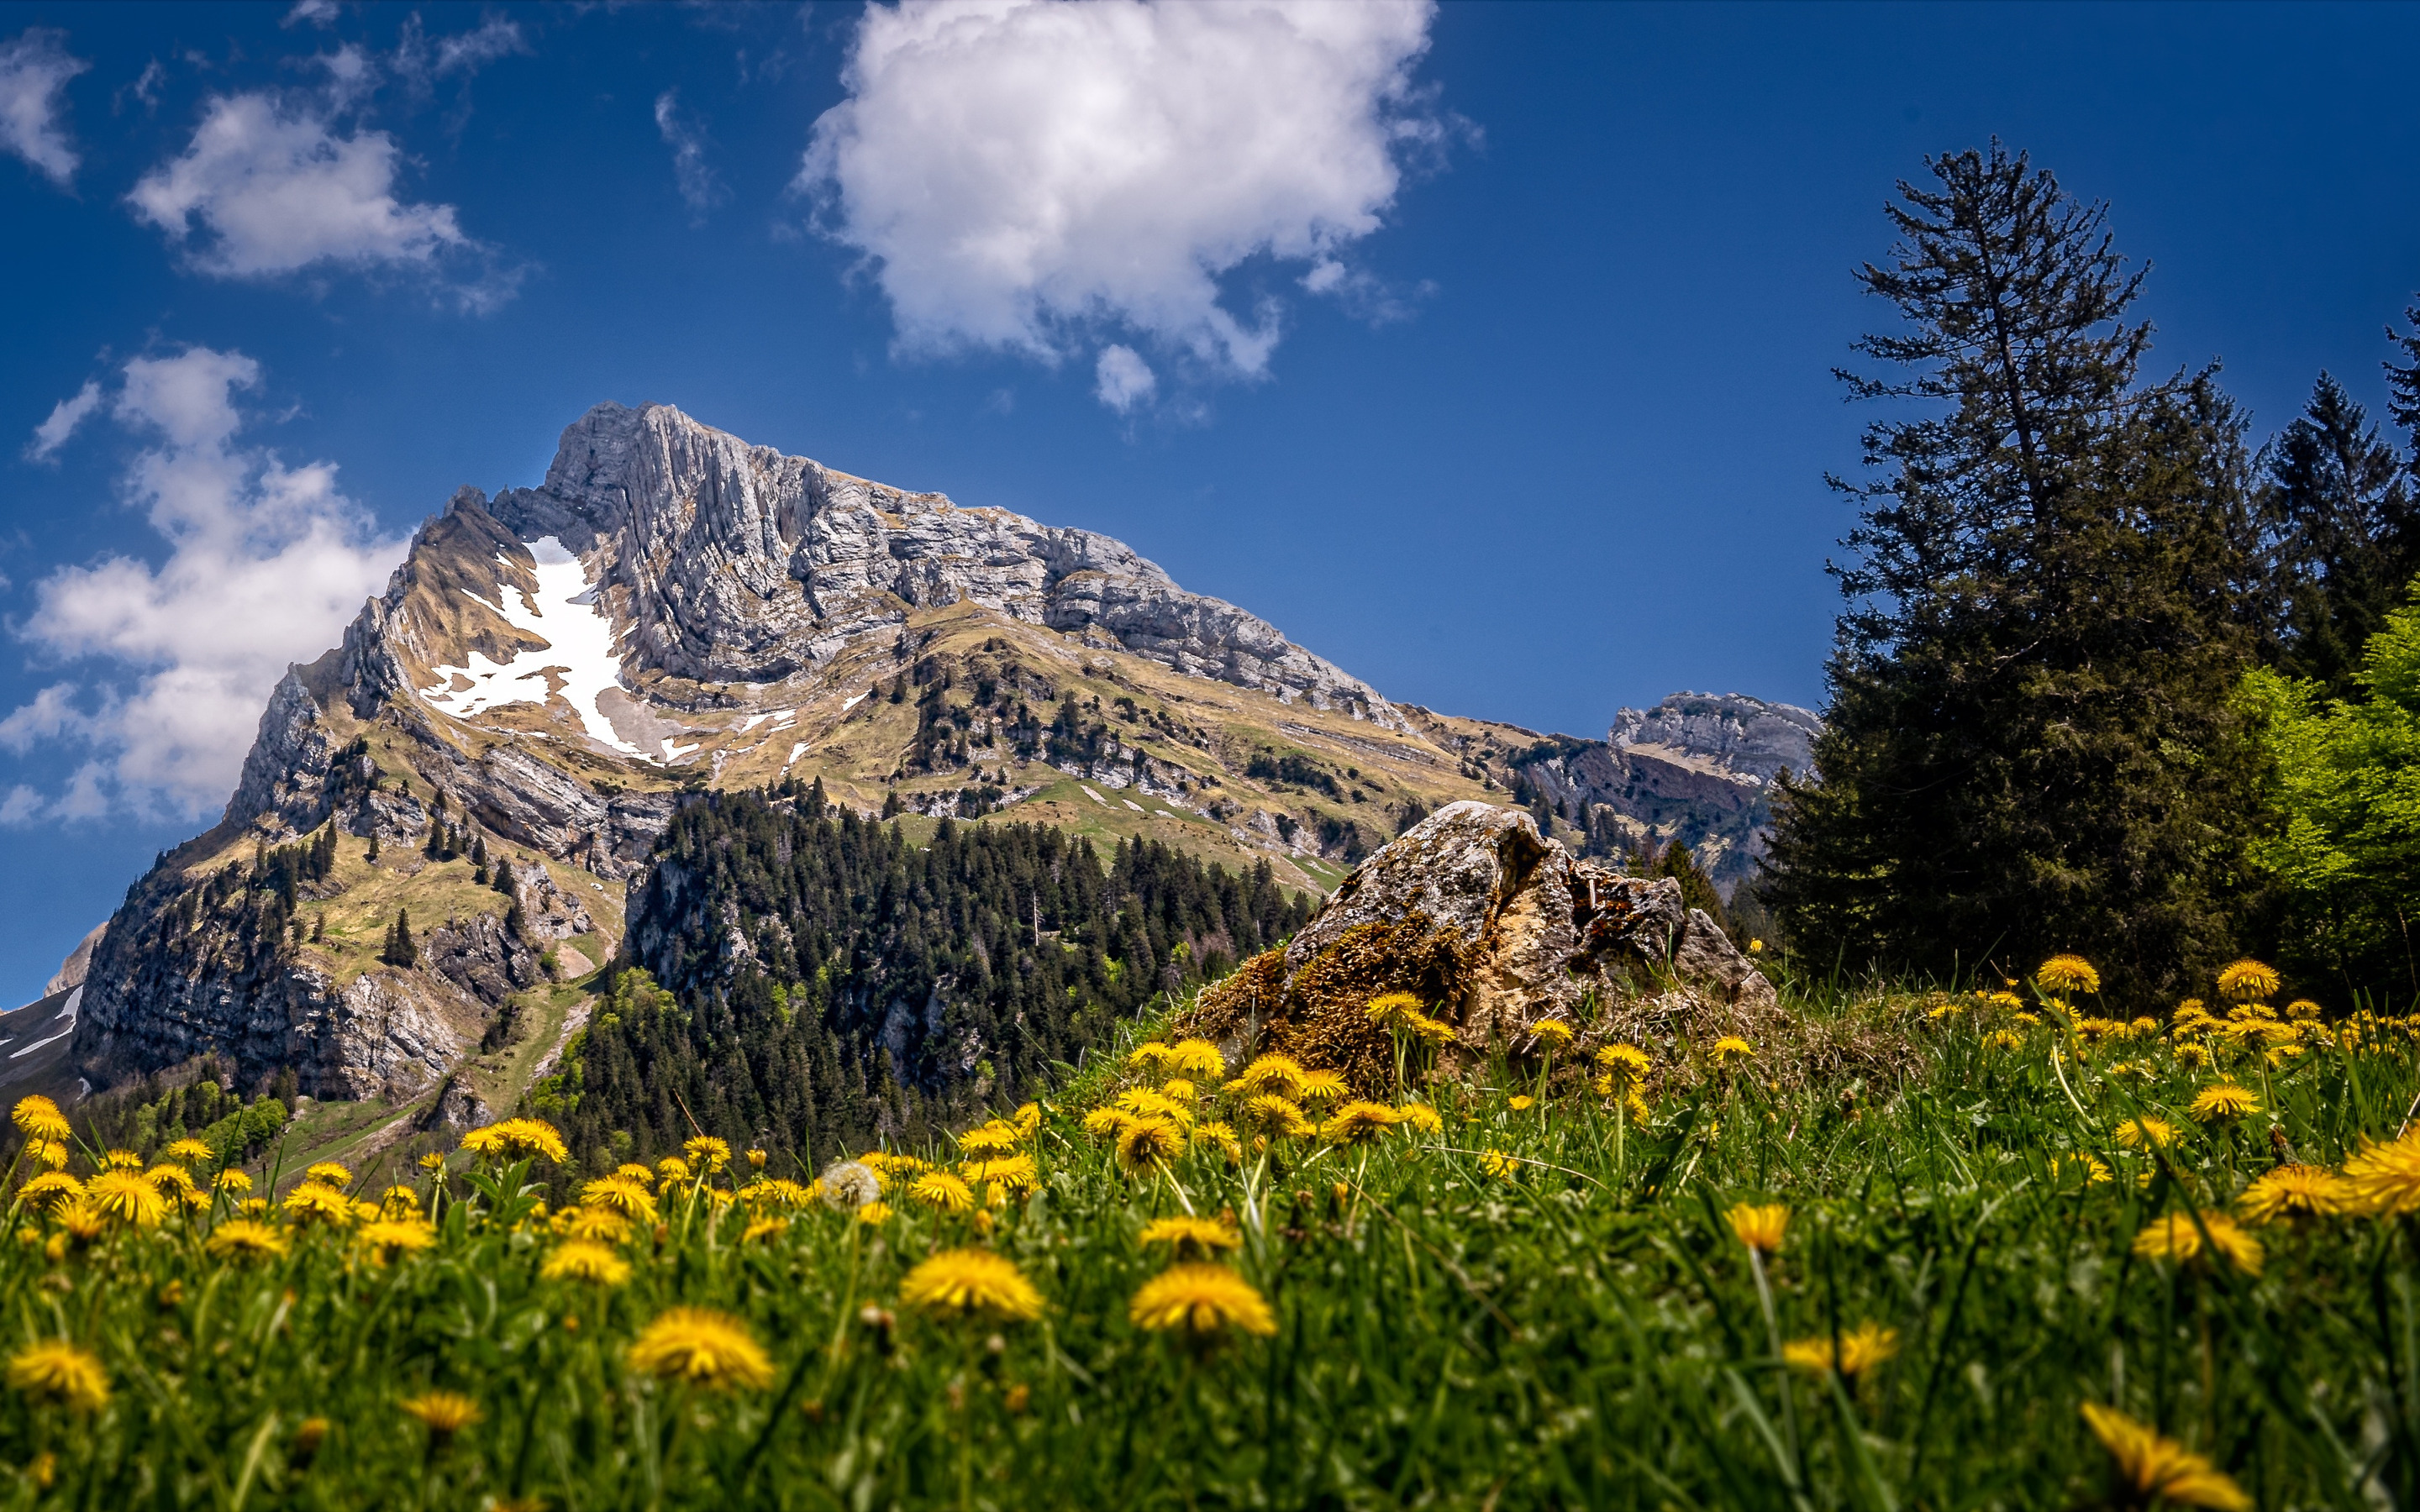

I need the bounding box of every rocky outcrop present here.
[1181,801,1776,1089]
[1608,692,1821,785]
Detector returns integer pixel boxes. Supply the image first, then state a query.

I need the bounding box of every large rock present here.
[1183,801,1776,1087]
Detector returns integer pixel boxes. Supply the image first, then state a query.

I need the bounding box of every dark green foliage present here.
[1765,144,2266,995]
[1244,748,1340,798]
[381,909,418,968]
[544,792,1311,1172]
[2259,373,2420,701]
[1634,839,1730,933]
[56,1061,290,1163]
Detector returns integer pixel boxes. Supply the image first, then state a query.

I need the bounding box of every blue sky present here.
[1,0,2417,1004]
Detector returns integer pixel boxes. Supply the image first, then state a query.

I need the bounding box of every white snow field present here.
[418,537,646,759]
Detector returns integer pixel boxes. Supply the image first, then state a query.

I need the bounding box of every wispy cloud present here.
[25,380,102,463]
[0,28,91,187]
[655,88,728,223]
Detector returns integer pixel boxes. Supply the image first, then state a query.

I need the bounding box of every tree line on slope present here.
[534,785,1313,1172]
[1763,140,2420,1003]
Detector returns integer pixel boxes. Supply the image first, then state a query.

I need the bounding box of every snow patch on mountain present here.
[417,536,643,759]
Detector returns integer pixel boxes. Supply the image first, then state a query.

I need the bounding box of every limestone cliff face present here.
[485,402,1397,720]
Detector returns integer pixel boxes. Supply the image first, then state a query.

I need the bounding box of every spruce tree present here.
[2260,372,2418,701]
[1764,143,2264,995]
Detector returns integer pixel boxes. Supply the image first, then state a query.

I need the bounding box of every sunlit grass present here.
[3,957,2417,1508]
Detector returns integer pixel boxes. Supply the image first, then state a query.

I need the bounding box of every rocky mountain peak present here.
[1608,691,1821,786]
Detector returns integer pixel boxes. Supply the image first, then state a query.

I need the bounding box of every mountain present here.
[55,402,1815,1133]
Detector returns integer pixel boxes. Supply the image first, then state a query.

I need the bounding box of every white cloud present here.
[0,28,90,187]
[25,380,102,462]
[655,89,727,221]
[283,0,339,29]
[434,16,528,77]
[1094,345,1156,413]
[6,348,407,821]
[0,785,41,827]
[799,0,1441,404]
[127,91,469,279]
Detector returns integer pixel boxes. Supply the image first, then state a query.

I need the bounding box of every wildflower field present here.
[5,956,2420,1510]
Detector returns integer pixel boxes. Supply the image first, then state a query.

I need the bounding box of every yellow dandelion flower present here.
[8,1341,108,1412]
[1278,1068,1339,1107]
[145,1164,197,1199]
[281,1181,355,1226]
[10,1095,71,1142]
[205,1219,289,1262]
[2113,1116,2178,1151]
[542,1239,633,1286]
[2132,1210,2263,1274]
[956,1122,1022,1157]
[99,1148,143,1171]
[1528,1018,1575,1048]
[1983,1029,2025,1052]
[1160,1078,1198,1105]
[909,1171,977,1212]
[2188,1084,2260,1124]
[2341,1131,2420,1217]
[29,1139,66,1170]
[161,1137,214,1166]
[1478,1148,1518,1179]
[2173,1042,2211,1069]
[1596,1042,1650,1090]
[418,1152,447,1173]
[2238,1164,2349,1225]
[357,1218,437,1265]
[1239,1094,1313,1139]
[1126,1040,1175,1074]
[1165,1039,1225,1080]
[1190,1120,1241,1162]
[1115,1087,1192,1124]
[559,1205,634,1242]
[1364,992,1428,1031]
[681,1135,733,1172]
[399,1390,482,1439]
[1129,1263,1278,1338]
[1117,1116,1186,1173]
[1727,1202,1789,1255]
[304,1162,353,1187]
[2285,999,2323,1021]
[1012,1102,1043,1136]
[1986,990,2025,1009]
[1139,1215,1242,1259]
[857,1200,893,1226]
[743,1216,788,1243]
[655,1155,693,1185]
[1406,1009,1455,1045]
[962,1153,1039,1193]
[580,1173,660,1223]
[899,1247,1044,1322]
[2038,954,2101,994]
[1710,1037,1754,1066]
[628,1307,773,1390]
[2216,958,2280,1004]
[86,1168,169,1227]
[1506,1095,1536,1111]
[1394,1101,1444,1135]
[1229,1053,1308,1099]
[1083,1106,1139,1141]
[1781,1321,1899,1378]
[378,1185,421,1217]
[1321,1100,1405,1146]
[2052,1153,2115,1186]
[2081,1402,2250,1511]
[18,1172,82,1212]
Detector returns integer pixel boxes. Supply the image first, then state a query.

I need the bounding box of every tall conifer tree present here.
[1764,144,2264,994]
[2260,373,2417,700]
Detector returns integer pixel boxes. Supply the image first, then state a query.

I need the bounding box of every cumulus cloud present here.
[126,90,512,308]
[5,349,407,822]
[25,380,102,463]
[0,28,90,187]
[655,89,727,221]
[799,0,1442,407]
[1094,345,1156,413]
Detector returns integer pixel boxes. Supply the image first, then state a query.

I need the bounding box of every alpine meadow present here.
[8,4,2420,1509]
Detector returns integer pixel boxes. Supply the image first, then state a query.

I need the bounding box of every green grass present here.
[4,972,2417,1509]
